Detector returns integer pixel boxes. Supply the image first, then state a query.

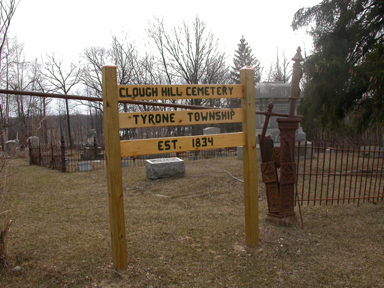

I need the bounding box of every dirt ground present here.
[1,157,383,287]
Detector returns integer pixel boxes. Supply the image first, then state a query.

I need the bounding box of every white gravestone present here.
[145,157,185,180]
[203,127,220,135]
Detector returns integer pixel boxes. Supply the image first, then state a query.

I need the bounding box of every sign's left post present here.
[102,66,128,270]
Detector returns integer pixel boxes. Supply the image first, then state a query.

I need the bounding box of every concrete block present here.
[145,157,185,180]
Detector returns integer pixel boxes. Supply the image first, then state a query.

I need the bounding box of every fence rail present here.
[296,141,384,205]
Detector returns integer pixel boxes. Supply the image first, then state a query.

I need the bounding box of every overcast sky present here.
[11,0,320,80]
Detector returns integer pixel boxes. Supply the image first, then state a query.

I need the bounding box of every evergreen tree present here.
[292,0,384,138]
[231,36,261,85]
[226,36,261,132]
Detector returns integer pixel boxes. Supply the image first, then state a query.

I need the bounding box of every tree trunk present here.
[0,220,12,268]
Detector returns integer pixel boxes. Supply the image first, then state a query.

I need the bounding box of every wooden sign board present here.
[102,66,258,271]
[118,84,243,101]
[119,108,244,128]
[120,133,245,157]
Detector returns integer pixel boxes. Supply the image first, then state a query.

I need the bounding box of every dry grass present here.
[1,157,384,287]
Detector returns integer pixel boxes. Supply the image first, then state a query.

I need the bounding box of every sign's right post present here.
[240,66,259,247]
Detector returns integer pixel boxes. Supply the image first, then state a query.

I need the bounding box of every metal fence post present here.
[94,136,98,160]
[28,139,32,165]
[60,136,66,173]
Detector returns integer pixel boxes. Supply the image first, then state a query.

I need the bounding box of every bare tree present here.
[0,37,38,146]
[28,59,54,143]
[147,16,229,135]
[0,0,18,269]
[43,54,81,148]
[267,49,291,83]
[0,0,18,72]
[147,16,229,89]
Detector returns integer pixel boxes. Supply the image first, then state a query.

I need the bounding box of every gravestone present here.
[77,161,93,172]
[81,129,104,160]
[145,157,185,180]
[255,82,306,143]
[203,127,220,135]
[5,140,17,155]
[87,129,97,145]
[27,136,39,148]
[238,82,308,160]
[360,146,384,158]
[203,127,221,157]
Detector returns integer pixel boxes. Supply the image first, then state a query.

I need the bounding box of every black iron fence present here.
[28,137,238,173]
[296,140,384,205]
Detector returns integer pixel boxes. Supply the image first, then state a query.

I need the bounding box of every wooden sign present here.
[119,108,244,128]
[102,66,258,271]
[120,133,245,157]
[118,84,243,101]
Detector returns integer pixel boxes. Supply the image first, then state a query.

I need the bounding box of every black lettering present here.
[204,87,209,95]
[161,87,167,96]
[119,87,126,98]
[162,113,169,123]
[194,112,200,122]
[148,114,154,124]
[155,114,161,123]
[222,86,227,95]
[139,88,145,97]
[215,111,221,121]
[133,115,139,124]
[228,87,233,94]
[201,112,208,121]
[217,87,222,95]
[187,112,193,121]
[231,111,235,119]
[132,87,139,97]
[171,139,178,149]
[210,87,215,95]
[158,141,164,150]
[192,87,197,96]
[198,87,204,96]
[140,114,147,124]
[169,113,175,123]
[152,87,158,97]
[186,87,191,96]
[176,87,182,96]
[222,111,227,120]
[209,111,216,121]
[164,140,171,150]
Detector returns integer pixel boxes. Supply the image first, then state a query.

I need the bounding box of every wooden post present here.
[102,66,128,270]
[240,66,259,247]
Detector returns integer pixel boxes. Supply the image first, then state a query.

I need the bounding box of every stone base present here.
[266,212,297,226]
[145,157,185,180]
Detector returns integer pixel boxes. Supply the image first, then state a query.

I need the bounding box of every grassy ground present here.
[1,157,384,287]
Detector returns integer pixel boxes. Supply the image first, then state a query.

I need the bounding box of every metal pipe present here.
[0,89,220,110]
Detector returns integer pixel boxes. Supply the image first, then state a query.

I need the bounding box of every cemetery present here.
[1,50,383,287]
[1,0,383,285]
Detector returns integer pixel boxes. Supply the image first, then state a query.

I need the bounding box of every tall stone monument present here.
[255,82,306,144]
